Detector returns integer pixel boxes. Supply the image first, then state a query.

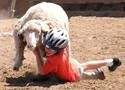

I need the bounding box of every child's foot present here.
[95,68,105,80]
[108,58,122,72]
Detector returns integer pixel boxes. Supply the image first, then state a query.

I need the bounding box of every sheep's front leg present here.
[13,30,26,71]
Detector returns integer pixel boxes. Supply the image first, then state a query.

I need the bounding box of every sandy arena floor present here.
[0,16,125,90]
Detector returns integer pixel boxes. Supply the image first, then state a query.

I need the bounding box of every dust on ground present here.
[0,16,125,90]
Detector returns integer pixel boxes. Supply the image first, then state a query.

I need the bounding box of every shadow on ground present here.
[5,72,66,87]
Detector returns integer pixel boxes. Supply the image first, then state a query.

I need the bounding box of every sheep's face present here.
[23,31,40,51]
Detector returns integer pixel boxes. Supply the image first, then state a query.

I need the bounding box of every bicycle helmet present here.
[43,29,69,51]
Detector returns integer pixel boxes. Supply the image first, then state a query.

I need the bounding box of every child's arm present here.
[34,46,45,75]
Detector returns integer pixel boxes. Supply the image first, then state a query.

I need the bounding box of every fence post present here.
[10,0,16,18]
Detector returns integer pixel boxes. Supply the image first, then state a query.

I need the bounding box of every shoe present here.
[108,58,122,72]
[95,68,105,80]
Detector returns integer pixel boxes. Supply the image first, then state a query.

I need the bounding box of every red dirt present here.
[0,16,125,90]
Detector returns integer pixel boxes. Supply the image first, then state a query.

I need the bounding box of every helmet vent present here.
[59,40,65,45]
[57,30,61,32]
[48,33,53,40]
[48,30,53,34]
[50,39,54,44]
[61,33,64,36]
[54,39,60,46]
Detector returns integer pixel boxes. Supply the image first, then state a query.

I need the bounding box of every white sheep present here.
[13,2,70,71]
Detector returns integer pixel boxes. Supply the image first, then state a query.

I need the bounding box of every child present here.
[36,29,122,82]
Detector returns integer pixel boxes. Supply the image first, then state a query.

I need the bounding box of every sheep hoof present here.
[13,67,19,71]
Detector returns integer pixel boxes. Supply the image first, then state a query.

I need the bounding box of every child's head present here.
[43,29,69,56]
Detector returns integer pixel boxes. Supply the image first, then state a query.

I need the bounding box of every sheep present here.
[13,2,70,71]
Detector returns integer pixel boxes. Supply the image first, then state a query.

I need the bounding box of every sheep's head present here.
[18,29,40,51]
[18,20,49,51]
[24,31,40,51]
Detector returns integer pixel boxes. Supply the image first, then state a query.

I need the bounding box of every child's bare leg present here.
[81,58,121,71]
[78,58,121,80]
[82,59,113,71]
[70,58,105,80]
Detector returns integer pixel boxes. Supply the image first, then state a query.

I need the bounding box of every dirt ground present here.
[0,15,125,90]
